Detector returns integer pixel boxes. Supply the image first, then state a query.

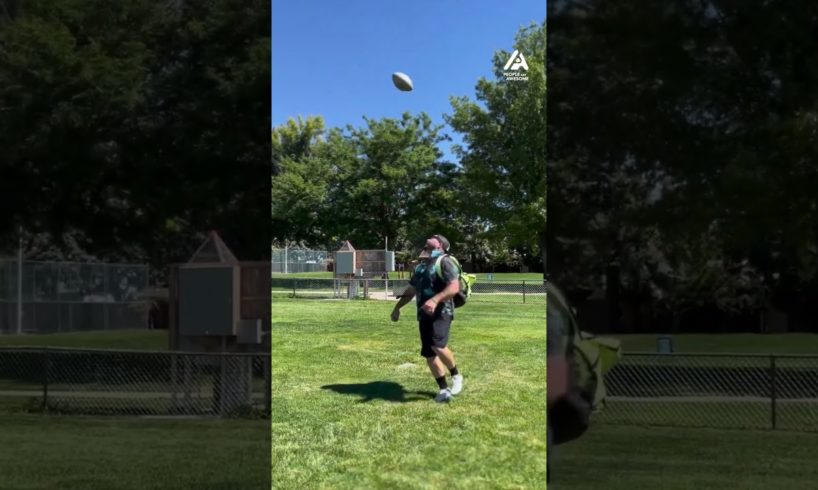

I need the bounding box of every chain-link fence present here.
[597,353,818,432]
[0,347,271,417]
[271,278,546,304]
[0,260,150,334]
[271,248,330,274]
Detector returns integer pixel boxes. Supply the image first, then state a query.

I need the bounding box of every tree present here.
[447,21,546,276]
[0,0,271,275]
[271,116,331,245]
[271,112,457,253]
[548,0,818,330]
[272,116,326,177]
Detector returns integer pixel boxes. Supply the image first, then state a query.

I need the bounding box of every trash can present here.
[657,336,674,354]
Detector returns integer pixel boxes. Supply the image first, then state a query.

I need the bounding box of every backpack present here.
[433,254,477,308]
[547,284,622,445]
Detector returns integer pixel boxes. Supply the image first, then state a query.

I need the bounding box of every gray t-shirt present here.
[409,255,459,320]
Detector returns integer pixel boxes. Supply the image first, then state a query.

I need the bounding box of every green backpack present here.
[433,254,477,308]
[548,284,622,445]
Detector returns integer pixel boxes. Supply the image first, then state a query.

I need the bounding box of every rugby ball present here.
[392,72,413,92]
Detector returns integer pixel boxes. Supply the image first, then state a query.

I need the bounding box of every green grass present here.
[272,271,337,278]
[0,414,268,490]
[597,399,818,432]
[271,271,544,281]
[272,298,546,489]
[617,333,818,354]
[474,273,544,281]
[0,329,167,350]
[556,332,818,489]
[552,425,818,489]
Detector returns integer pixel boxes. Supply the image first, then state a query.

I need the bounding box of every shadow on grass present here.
[321,381,437,403]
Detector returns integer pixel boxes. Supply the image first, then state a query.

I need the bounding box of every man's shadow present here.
[321,381,437,403]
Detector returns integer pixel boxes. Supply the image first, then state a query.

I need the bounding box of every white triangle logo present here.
[503,50,529,71]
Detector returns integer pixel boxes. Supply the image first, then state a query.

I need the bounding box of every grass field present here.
[271,297,546,489]
[616,333,818,354]
[0,414,269,490]
[0,329,167,350]
[551,424,818,489]
[271,271,545,281]
[555,331,818,489]
[0,331,269,489]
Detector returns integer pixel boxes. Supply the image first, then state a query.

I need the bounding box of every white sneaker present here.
[451,374,464,395]
[435,388,453,403]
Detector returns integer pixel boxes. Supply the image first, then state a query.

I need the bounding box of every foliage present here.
[447,20,546,271]
[0,0,271,276]
[548,1,818,326]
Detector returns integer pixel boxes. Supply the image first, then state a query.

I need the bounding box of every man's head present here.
[424,234,450,253]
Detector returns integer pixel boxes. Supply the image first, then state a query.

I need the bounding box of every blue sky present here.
[272,0,544,164]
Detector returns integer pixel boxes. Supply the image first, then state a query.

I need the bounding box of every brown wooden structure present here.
[168,231,270,353]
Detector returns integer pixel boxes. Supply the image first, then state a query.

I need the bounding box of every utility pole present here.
[16,226,23,335]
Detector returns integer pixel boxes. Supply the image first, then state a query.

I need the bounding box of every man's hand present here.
[421,298,438,316]
[392,285,417,321]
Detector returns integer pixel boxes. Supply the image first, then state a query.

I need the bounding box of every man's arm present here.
[436,256,461,303]
[547,307,569,406]
[547,355,569,406]
[431,280,459,304]
[391,285,416,321]
[394,285,417,310]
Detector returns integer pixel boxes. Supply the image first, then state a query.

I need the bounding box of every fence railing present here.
[271,278,546,304]
[0,347,271,418]
[0,260,150,334]
[271,248,329,274]
[597,352,818,432]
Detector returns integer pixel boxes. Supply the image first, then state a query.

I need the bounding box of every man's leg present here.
[431,316,463,395]
[420,320,451,402]
[431,346,456,370]
[425,355,446,378]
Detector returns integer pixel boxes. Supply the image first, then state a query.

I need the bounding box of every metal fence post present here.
[770,355,777,430]
[523,281,526,304]
[264,355,272,416]
[42,347,49,411]
[171,353,178,411]
[218,353,227,416]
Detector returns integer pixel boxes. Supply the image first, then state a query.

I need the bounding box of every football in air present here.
[392,72,414,92]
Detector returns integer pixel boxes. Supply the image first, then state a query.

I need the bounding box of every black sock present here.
[435,376,447,390]
[449,366,459,377]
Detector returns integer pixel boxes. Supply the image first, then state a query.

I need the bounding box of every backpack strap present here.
[434,254,462,280]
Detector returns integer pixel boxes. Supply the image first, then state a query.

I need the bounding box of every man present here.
[547,293,570,483]
[391,234,464,403]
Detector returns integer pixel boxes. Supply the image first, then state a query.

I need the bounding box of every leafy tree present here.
[548,0,818,330]
[271,112,456,253]
[0,0,271,276]
[447,20,546,275]
[271,116,331,246]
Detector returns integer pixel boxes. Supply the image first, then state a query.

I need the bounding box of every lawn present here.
[271,297,546,489]
[551,425,818,489]
[555,331,818,490]
[0,329,167,350]
[0,414,269,490]
[616,333,818,354]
